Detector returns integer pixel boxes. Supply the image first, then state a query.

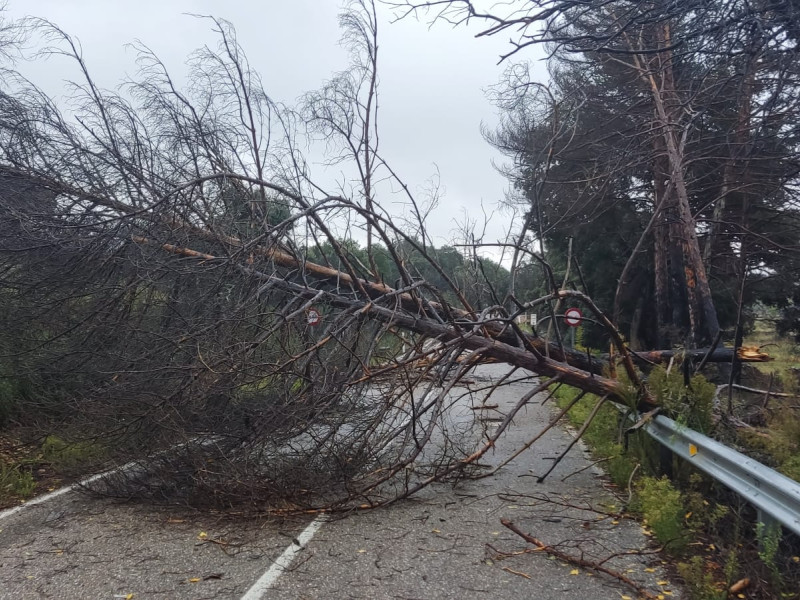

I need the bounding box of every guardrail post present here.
[658,443,673,479]
[756,510,782,553]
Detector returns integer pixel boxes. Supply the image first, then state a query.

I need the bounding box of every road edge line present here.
[239,514,327,600]
[0,471,106,521]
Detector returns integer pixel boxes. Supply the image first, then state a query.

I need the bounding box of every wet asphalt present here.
[0,363,681,599]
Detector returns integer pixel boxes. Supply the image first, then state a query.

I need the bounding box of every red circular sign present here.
[307,308,321,326]
[564,307,583,327]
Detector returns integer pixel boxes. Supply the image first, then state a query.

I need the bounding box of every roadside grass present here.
[748,322,800,394]
[552,368,800,599]
[0,432,107,510]
[731,325,800,484]
[0,459,36,507]
[41,435,106,472]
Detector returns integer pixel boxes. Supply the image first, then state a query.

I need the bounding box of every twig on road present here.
[501,566,532,579]
[501,519,659,600]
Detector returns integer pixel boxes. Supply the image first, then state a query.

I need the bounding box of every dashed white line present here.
[0,471,108,521]
[239,515,327,600]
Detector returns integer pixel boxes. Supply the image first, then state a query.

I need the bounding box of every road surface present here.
[0,364,680,599]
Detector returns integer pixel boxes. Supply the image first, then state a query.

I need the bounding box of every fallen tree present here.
[0,7,774,513]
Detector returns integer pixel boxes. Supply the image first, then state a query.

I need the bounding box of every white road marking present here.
[240,515,326,600]
[0,470,107,521]
[0,437,216,521]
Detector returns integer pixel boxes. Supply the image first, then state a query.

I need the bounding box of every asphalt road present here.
[0,363,681,599]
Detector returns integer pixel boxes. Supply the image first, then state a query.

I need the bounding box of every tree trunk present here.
[638,22,721,344]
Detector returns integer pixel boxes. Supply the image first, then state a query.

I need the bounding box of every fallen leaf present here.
[188,578,201,583]
[620,596,632,600]
[685,512,692,519]
[431,528,441,534]
[644,567,656,573]
[570,569,580,575]
[357,549,366,553]
[611,520,619,525]
[657,580,669,585]
[197,532,207,539]
[793,556,800,563]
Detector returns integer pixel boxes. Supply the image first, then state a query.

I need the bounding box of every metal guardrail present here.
[644,415,800,537]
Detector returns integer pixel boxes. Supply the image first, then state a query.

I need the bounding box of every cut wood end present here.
[738,346,773,361]
[729,577,750,594]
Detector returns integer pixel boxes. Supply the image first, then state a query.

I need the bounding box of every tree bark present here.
[628,22,721,345]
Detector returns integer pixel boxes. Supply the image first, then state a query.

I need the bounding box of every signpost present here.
[564,307,583,327]
[307,308,321,327]
[564,307,582,348]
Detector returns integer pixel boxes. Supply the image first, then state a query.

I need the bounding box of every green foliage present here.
[722,524,741,590]
[756,520,783,586]
[0,460,35,503]
[41,435,105,471]
[553,369,798,593]
[633,476,687,551]
[739,417,800,482]
[215,181,293,238]
[489,2,800,346]
[779,454,800,483]
[647,365,715,433]
[305,238,512,309]
[684,482,729,533]
[677,556,725,600]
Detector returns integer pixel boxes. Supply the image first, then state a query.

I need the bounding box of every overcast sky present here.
[3,0,547,253]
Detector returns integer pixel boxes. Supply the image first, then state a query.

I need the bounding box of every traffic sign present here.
[307,308,321,326]
[564,307,583,327]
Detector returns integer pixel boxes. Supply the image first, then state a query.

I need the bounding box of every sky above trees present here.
[3,0,547,252]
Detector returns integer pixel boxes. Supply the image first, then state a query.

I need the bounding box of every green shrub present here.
[738,416,800,477]
[647,365,715,433]
[41,435,105,471]
[634,475,687,551]
[779,454,800,483]
[677,556,725,600]
[757,520,783,586]
[0,460,36,503]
